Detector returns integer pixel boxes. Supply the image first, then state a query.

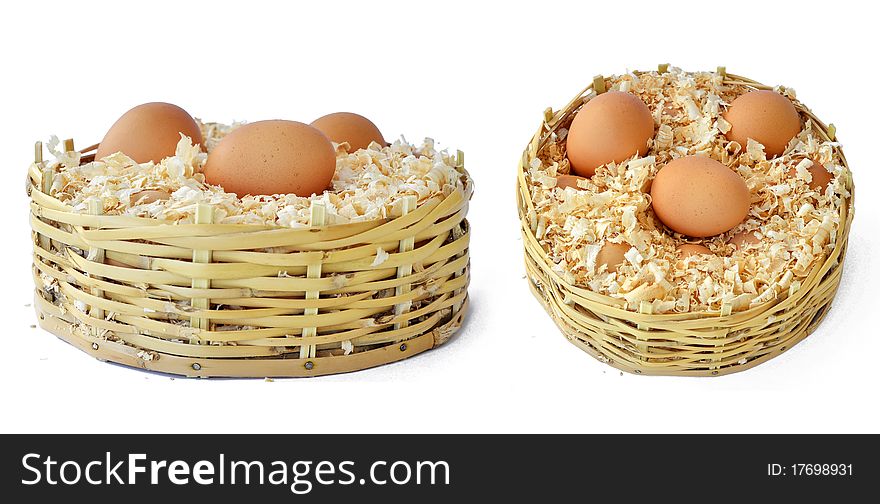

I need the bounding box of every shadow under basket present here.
[516,67,855,376]
[29,140,472,378]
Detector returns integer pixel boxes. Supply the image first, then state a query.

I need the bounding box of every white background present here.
[1,0,876,433]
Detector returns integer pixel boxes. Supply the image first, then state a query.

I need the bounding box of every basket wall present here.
[29,143,472,377]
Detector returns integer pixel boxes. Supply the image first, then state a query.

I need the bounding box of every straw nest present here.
[29,138,472,378]
[517,65,854,376]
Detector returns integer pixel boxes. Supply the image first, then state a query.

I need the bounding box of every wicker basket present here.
[29,140,472,377]
[517,66,855,376]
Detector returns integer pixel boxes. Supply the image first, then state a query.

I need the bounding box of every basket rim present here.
[516,65,855,322]
[28,140,474,232]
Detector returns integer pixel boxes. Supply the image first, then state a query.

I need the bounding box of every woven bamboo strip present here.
[394,195,417,331]
[190,204,213,338]
[517,66,854,376]
[300,202,325,360]
[29,139,472,377]
[86,197,105,332]
[38,168,53,253]
[34,293,457,378]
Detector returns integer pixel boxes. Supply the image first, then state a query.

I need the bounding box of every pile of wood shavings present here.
[42,120,468,228]
[526,67,851,314]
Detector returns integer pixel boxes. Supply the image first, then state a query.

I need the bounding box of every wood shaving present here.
[43,121,468,228]
[527,67,850,313]
[371,247,390,267]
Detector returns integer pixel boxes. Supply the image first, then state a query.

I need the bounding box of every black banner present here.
[1,435,874,500]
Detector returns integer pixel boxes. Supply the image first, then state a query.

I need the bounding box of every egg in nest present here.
[650,156,751,238]
[566,91,655,177]
[96,102,203,164]
[311,112,385,152]
[203,120,335,197]
[723,90,801,158]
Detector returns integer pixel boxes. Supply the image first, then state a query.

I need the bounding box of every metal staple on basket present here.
[516,65,855,377]
[28,142,473,378]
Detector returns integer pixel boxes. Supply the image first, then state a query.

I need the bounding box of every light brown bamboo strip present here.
[87,197,105,330]
[300,202,325,360]
[190,203,214,339]
[592,75,606,94]
[33,141,48,253]
[38,166,55,254]
[394,195,417,331]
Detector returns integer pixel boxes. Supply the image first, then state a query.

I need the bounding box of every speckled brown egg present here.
[203,120,335,197]
[556,174,588,190]
[566,91,654,177]
[651,156,751,238]
[596,242,631,273]
[310,112,385,152]
[788,161,832,192]
[723,90,801,158]
[677,243,713,258]
[729,231,760,249]
[96,102,203,164]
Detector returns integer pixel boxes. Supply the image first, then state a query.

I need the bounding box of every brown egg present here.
[596,242,631,273]
[787,162,832,191]
[556,174,588,190]
[566,91,654,177]
[203,120,335,197]
[677,243,713,258]
[310,112,385,152]
[723,90,801,158]
[651,156,751,238]
[130,189,170,206]
[96,102,203,164]
[729,231,760,249]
